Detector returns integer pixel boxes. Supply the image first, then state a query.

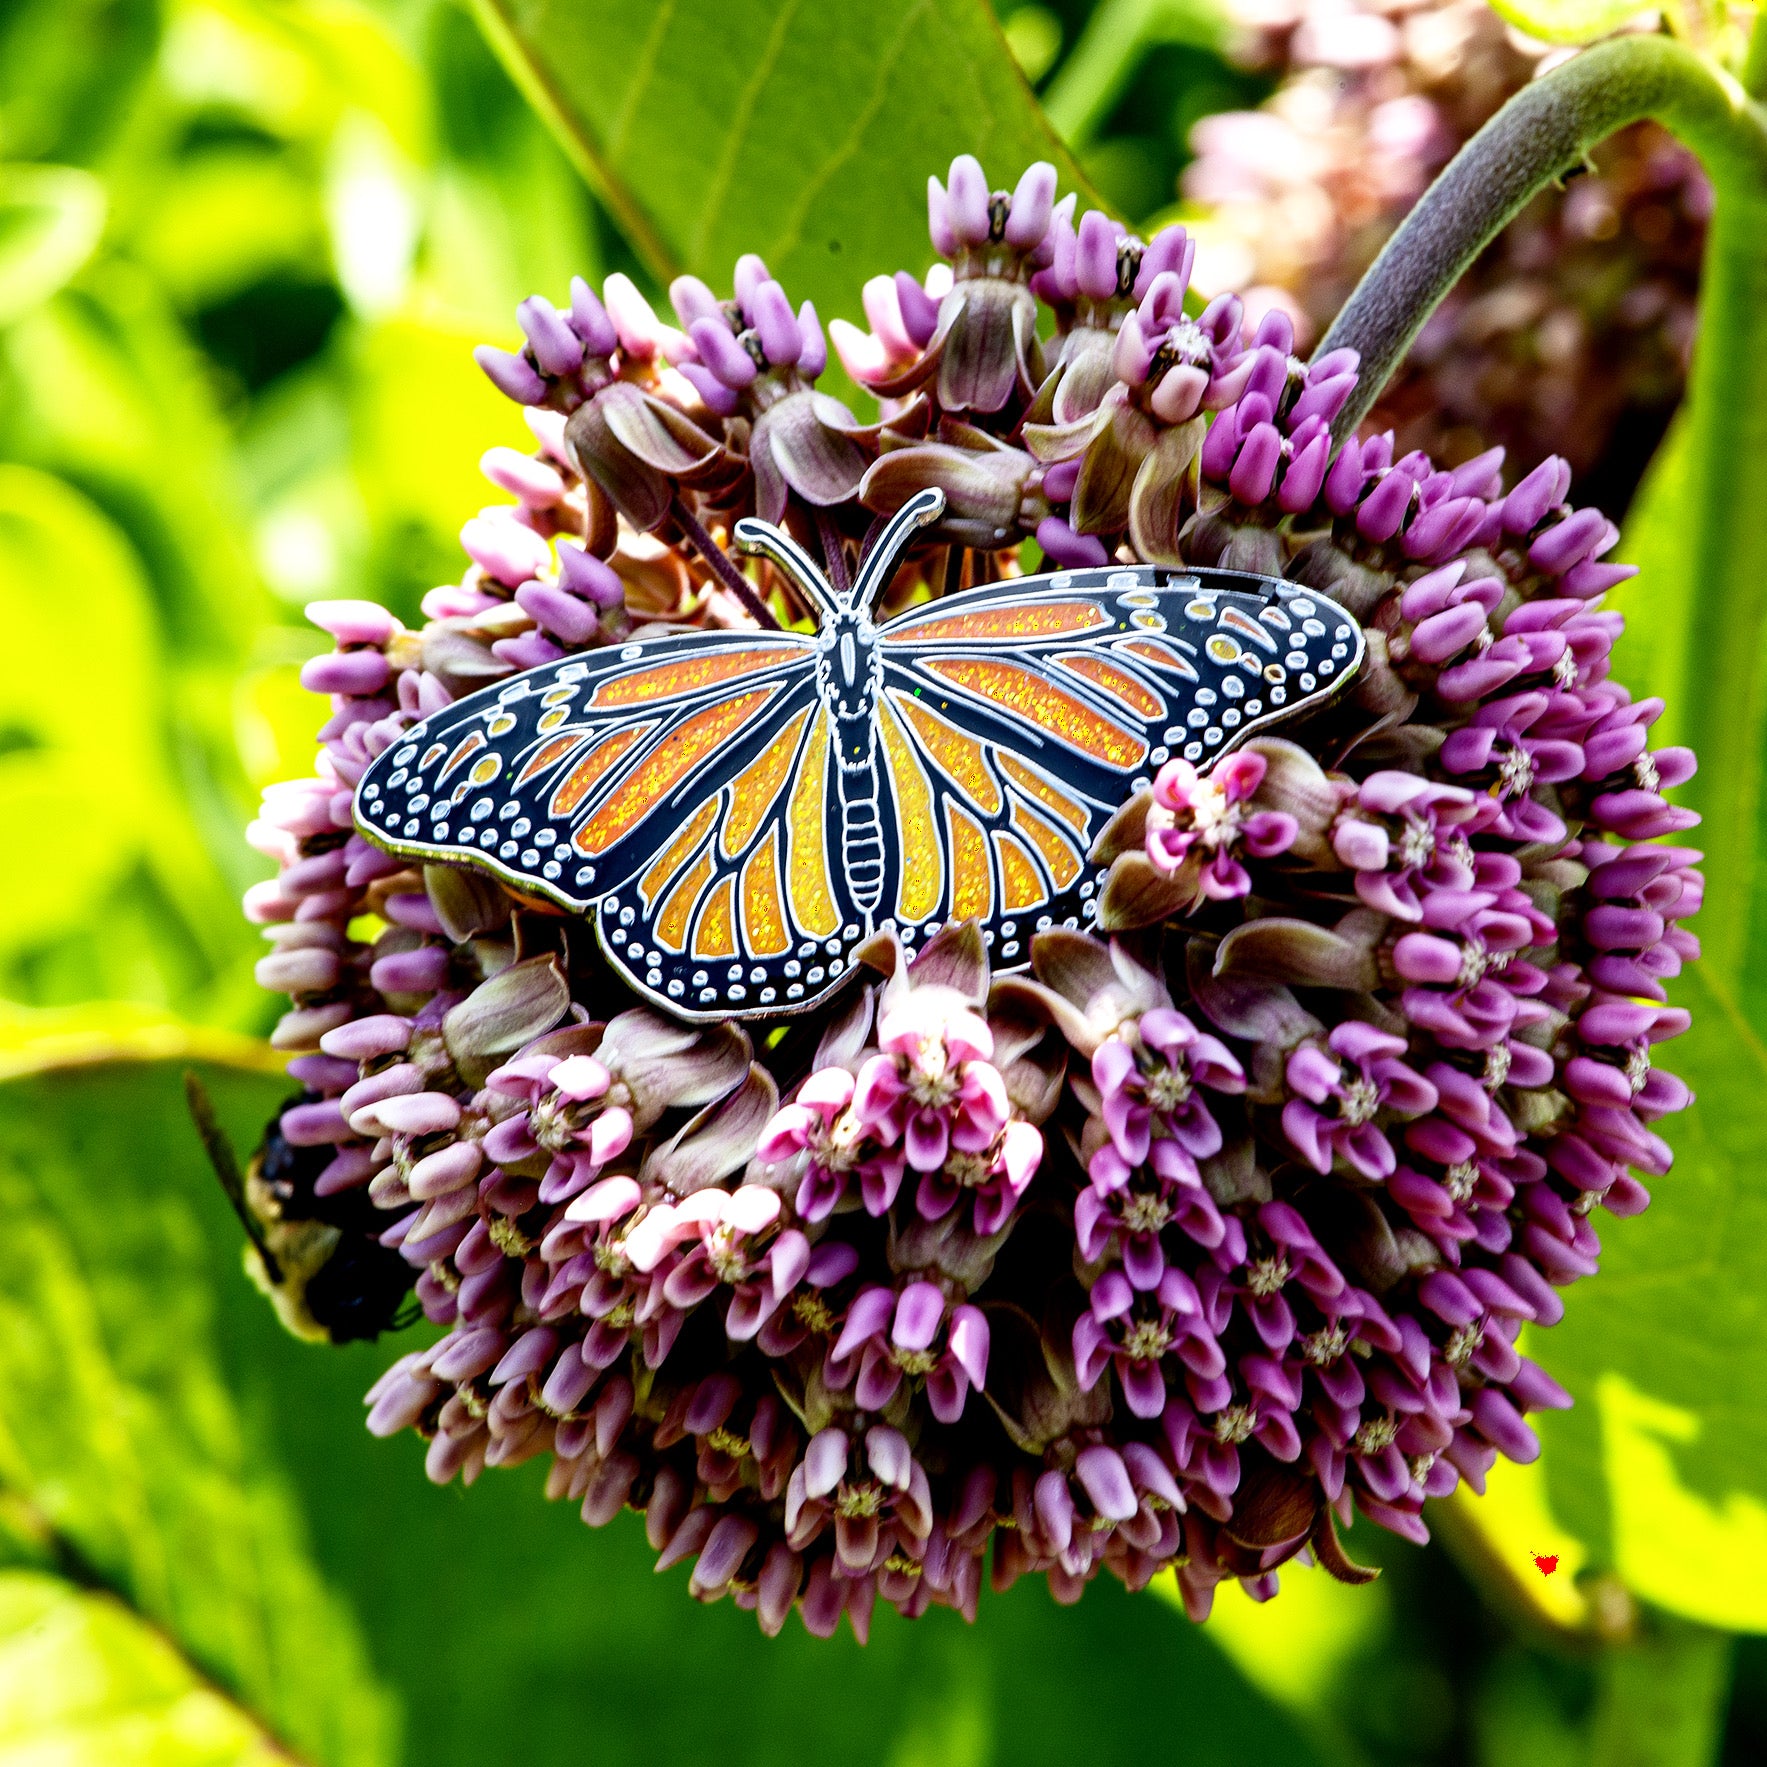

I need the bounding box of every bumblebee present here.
[186,1073,418,1343]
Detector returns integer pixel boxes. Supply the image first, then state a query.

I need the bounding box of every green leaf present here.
[1533,966,1767,1633]
[0,468,186,957]
[0,165,105,328]
[0,1571,287,1766]
[0,1050,396,1767]
[4,1054,1337,1767]
[1484,0,1648,47]
[470,0,1090,314]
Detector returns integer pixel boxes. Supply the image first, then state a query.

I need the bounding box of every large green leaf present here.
[0,1052,1336,1767]
[1532,965,1767,1633]
[0,1053,395,1767]
[470,0,1089,313]
[0,469,191,957]
[0,1572,288,1766]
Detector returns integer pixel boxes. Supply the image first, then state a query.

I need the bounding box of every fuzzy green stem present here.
[1315,34,1767,438]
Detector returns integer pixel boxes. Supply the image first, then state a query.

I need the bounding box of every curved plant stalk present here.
[1318,26,1767,975]
[1316,33,1767,439]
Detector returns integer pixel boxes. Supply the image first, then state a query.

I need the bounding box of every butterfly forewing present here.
[353,629,817,911]
[353,560,1362,1022]
[868,565,1364,966]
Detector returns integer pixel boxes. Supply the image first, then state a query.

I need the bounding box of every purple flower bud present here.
[1276,431,1328,512]
[945,154,992,246]
[301,650,389,697]
[516,580,599,646]
[926,174,956,257]
[670,275,722,330]
[1003,161,1057,248]
[1355,468,1413,542]
[517,296,584,377]
[1529,506,1610,574]
[568,276,618,355]
[733,253,771,309]
[689,316,758,389]
[1135,223,1194,299]
[557,542,626,608]
[1502,455,1569,535]
[1036,515,1109,568]
[797,300,827,377]
[1076,209,1120,300]
[749,279,803,368]
[893,271,940,347]
[1229,421,1282,505]
[474,344,547,405]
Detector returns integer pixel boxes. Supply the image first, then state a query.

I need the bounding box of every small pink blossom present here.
[1282,1022,1438,1180]
[1145,750,1297,900]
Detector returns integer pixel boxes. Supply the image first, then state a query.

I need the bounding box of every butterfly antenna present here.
[184,1070,282,1281]
[851,488,945,615]
[732,517,840,620]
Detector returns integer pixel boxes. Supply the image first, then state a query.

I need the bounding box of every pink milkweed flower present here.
[1088,1007,1246,1187]
[1330,771,1492,921]
[828,1281,990,1422]
[1203,1201,1346,1352]
[757,1067,905,1221]
[1074,1266,1226,1419]
[851,990,1041,1227]
[1145,750,1298,901]
[1075,1139,1229,1289]
[1282,1022,1438,1179]
[785,1426,935,1575]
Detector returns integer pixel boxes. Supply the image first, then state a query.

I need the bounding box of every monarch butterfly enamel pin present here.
[354,489,1364,1020]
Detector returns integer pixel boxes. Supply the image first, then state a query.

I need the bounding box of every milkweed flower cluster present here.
[1182,0,1708,511]
[244,151,1699,1638]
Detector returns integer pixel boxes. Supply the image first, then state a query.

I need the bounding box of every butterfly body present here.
[354,491,1364,1021]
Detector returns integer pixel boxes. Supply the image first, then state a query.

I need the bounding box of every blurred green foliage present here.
[0,1,1764,1764]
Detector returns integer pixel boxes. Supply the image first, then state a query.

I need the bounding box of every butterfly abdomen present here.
[839,772,886,913]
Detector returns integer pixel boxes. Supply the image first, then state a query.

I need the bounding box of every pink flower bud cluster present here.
[242,156,1701,1640]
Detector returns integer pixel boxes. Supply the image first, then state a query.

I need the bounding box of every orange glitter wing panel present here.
[882,600,1113,646]
[945,801,993,922]
[573,688,779,856]
[1053,653,1163,720]
[877,703,945,925]
[994,830,1046,912]
[918,656,1149,770]
[1010,796,1085,890]
[998,754,1091,841]
[551,724,652,817]
[785,709,841,940]
[691,875,739,960]
[891,692,1003,816]
[587,643,806,709]
[722,706,812,858]
[639,798,721,911]
[739,827,791,957]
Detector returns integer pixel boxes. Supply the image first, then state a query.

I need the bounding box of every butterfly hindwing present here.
[592,698,871,1017]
